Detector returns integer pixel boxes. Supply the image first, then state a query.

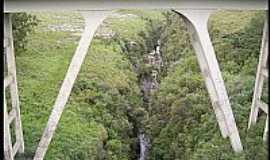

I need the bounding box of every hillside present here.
[12,10,268,160]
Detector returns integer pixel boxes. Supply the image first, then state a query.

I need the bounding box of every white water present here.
[139,134,150,160]
[138,40,162,160]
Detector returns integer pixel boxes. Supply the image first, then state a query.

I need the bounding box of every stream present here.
[137,40,162,160]
[139,133,150,160]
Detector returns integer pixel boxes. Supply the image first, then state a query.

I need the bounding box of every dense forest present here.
[11,10,268,160]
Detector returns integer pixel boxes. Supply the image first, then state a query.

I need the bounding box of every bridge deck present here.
[4,0,268,12]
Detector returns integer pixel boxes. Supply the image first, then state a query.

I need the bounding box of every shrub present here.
[11,13,39,53]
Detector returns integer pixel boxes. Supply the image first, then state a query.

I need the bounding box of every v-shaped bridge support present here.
[4,13,25,160]
[174,10,243,152]
[33,11,111,160]
[4,10,248,160]
[248,16,268,141]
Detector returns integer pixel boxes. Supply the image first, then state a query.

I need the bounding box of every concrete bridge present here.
[4,0,268,159]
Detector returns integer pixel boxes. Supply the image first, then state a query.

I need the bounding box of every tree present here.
[12,13,39,54]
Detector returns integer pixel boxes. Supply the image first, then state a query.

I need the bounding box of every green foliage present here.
[14,10,268,160]
[15,12,144,160]
[12,13,39,53]
[145,10,268,160]
[210,11,265,75]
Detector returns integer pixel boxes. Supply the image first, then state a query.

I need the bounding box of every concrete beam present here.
[33,11,111,160]
[174,9,243,152]
[4,91,14,160]
[248,17,268,128]
[4,0,268,13]
[4,13,25,154]
[263,115,268,141]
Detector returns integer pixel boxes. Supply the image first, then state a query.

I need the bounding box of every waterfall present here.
[138,40,163,160]
[139,133,150,160]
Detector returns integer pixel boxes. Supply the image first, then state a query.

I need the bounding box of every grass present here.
[209,10,263,34]
[13,10,267,159]
[15,10,149,159]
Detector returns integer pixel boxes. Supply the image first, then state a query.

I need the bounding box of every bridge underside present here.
[4,0,268,12]
[3,1,268,159]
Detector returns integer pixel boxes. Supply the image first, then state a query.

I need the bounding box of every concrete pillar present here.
[174,10,243,152]
[4,13,25,159]
[33,11,111,160]
[248,16,268,128]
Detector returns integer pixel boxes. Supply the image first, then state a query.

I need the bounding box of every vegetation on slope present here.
[12,10,268,160]
[144,11,268,160]
[15,11,147,160]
